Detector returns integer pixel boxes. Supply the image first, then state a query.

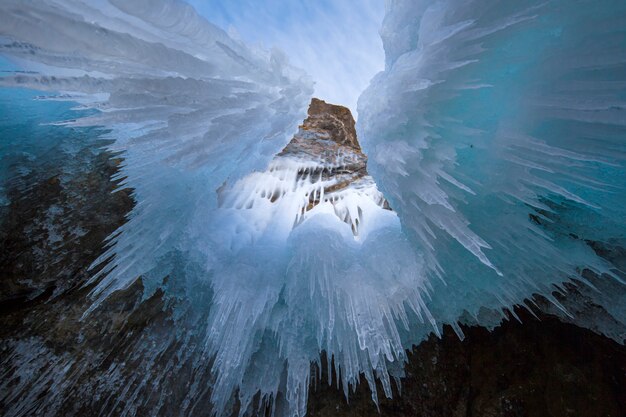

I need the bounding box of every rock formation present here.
[219,98,390,237]
[298,97,361,150]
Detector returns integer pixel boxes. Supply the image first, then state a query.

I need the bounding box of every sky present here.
[187,0,385,115]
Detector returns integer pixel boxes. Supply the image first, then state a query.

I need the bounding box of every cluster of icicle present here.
[1,0,625,416]
[357,0,626,335]
[218,150,389,241]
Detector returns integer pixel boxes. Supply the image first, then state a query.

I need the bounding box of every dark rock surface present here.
[0,140,216,417]
[308,310,626,417]
[0,147,132,306]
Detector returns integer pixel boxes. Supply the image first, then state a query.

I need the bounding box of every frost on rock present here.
[358,0,626,333]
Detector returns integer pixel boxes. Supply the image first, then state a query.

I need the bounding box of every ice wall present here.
[0,0,313,303]
[358,0,626,330]
[0,2,317,415]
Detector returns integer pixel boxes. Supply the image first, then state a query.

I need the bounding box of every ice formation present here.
[357,0,626,330]
[0,0,313,302]
[0,0,625,416]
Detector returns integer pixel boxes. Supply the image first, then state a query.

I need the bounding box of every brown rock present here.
[301,98,360,150]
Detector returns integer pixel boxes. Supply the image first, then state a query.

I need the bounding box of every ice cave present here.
[0,1,625,416]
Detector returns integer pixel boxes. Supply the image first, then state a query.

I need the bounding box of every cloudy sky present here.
[187,0,385,115]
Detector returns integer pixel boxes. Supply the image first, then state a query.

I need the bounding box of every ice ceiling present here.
[0,1,625,416]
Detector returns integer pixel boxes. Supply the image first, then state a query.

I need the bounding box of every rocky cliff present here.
[219,98,390,237]
[299,97,361,150]
[279,98,387,214]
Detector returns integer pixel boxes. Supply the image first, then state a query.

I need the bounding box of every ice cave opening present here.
[217,98,395,245]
